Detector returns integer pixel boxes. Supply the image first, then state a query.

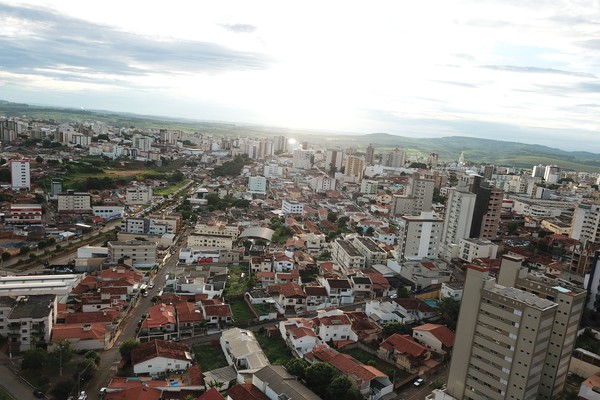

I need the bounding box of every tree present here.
[327,212,338,223]
[35,156,44,163]
[382,322,412,337]
[77,358,98,382]
[326,375,353,400]
[49,339,74,369]
[84,350,101,366]
[19,245,30,254]
[397,286,410,298]
[438,296,461,330]
[285,358,309,379]
[21,348,48,370]
[50,379,75,400]
[119,339,140,363]
[507,221,519,235]
[1,252,11,261]
[305,362,337,396]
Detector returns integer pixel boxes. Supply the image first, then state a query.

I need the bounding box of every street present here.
[395,367,448,400]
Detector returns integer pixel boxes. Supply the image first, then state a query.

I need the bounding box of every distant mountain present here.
[1,100,599,172]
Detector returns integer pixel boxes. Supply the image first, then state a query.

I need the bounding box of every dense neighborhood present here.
[0,116,600,400]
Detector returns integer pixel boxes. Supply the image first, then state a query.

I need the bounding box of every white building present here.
[6,204,42,224]
[220,328,270,381]
[107,240,157,268]
[3,294,57,352]
[397,211,443,261]
[282,200,304,215]
[248,176,267,195]
[279,318,319,358]
[309,174,336,193]
[263,163,283,178]
[458,238,498,262]
[10,159,30,190]
[92,206,125,220]
[440,184,476,261]
[57,190,92,214]
[131,339,193,376]
[125,186,153,205]
[292,149,313,170]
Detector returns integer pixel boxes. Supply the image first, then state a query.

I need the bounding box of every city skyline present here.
[1,1,599,152]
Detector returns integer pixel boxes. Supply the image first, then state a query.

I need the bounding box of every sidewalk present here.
[0,346,40,399]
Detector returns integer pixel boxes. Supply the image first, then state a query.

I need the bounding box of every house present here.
[365,300,415,325]
[345,311,382,343]
[366,270,394,298]
[175,302,206,338]
[200,300,233,328]
[399,259,452,291]
[51,323,110,351]
[304,285,330,311]
[279,318,318,358]
[349,274,373,300]
[103,386,162,400]
[412,323,455,357]
[306,345,393,400]
[267,282,306,315]
[220,328,270,381]
[272,252,295,272]
[250,256,273,273]
[317,277,354,305]
[393,298,438,321]
[378,334,431,374]
[226,383,269,400]
[140,303,177,341]
[313,308,358,347]
[131,339,194,376]
[200,388,226,400]
[578,373,600,400]
[252,365,321,400]
[440,281,464,300]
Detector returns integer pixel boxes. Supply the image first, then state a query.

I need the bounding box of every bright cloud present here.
[0,0,599,151]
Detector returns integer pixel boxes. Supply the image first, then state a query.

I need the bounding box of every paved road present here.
[0,363,42,400]
[395,365,449,400]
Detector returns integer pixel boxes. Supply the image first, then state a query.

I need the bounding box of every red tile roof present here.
[103,386,162,400]
[380,334,428,358]
[227,383,269,400]
[198,388,225,400]
[413,323,455,348]
[279,282,306,298]
[310,345,386,382]
[131,339,192,366]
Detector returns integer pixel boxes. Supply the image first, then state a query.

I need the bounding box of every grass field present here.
[255,331,294,365]
[153,180,191,196]
[229,299,255,323]
[340,347,412,382]
[193,343,229,371]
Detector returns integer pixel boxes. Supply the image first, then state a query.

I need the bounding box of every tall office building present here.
[470,177,504,240]
[365,143,375,166]
[532,164,545,178]
[544,165,561,184]
[325,149,344,174]
[445,255,585,400]
[10,159,31,190]
[570,202,600,246]
[391,173,435,216]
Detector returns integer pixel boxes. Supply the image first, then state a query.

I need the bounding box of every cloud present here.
[220,23,257,34]
[432,80,479,88]
[0,3,271,82]
[576,39,600,51]
[482,65,596,78]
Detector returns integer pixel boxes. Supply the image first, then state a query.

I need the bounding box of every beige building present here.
[187,234,233,250]
[108,240,157,269]
[331,239,366,272]
[352,236,387,267]
[458,238,498,262]
[125,186,153,205]
[446,255,586,400]
[193,222,239,240]
[391,174,435,216]
[57,190,92,214]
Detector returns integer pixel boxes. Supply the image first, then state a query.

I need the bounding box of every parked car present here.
[414,378,425,387]
[33,390,45,398]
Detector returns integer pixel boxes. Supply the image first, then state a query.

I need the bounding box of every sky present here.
[0,0,599,152]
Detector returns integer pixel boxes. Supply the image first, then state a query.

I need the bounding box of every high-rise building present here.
[482,165,494,180]
[445,255,586,400]
[383,148,405,168]
[570,202,600,246]
[325,149,344,174]
[532,164,545,178]
[544,165,562,184]
[439,182,477,261]
[273,135,288,153]
[10,159,31,190]
[293,149,313,170]
[397,212,443,260]
[470,178,504,240]
[365,143,375,166]
[391,173,435,216]
[248,176,267,195]
[344,155,365,180]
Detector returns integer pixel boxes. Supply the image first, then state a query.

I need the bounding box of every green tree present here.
[21,348,48,370]
[438,296,461,330]
[305,362,336,397]
[1,252,11,261]
[49,339,74,369]
[119,338,140,363]
[397,286,410,298]
[326,375,353,400]
[508,221,519,235]
[77,358,98,382]
[285,358,309,379]
[35,156,44,163]
[84,350,101,366]
[382,322,412,337]
[50,379,75,400]
[19,245,30,254]
[327,212,338,223]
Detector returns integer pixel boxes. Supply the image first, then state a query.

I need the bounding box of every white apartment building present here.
[248,176,267,195]
[361,179,378,195]
[121,218,169,235]
[57,190,92,214]
[107,240,157,268]
[125,186,153,205]
[292,149,313,169]
[440,185,476,261]
[397,211,443,261]
[263,163,283,178]
[10,159,31,190]
[6,204,42,224]
[3,294,57,352]
[309,175,336,193]
[571,203,600,246]
[193,223,239,240]
[282,200,304,215]
[458,238,498,262]
[187,235,233,250]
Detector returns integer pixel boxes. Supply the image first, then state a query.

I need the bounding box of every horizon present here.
[1,1,599,152]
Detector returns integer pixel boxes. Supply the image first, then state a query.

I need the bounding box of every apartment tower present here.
[446,255,586,400]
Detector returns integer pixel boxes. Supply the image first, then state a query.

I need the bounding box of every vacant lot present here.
[255,331,294,365]
[193,343,229,371]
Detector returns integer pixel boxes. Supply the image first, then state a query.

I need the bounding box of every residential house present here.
[279,318,318,357]
[267,282,306,315]
[313,308,358,347]
[307,345,393,400]
[200,300,233,328]
[176,302,206,338]
[140,303,177,341]
[252,365,321,400]
[365,300,416,325]
[349,274,373,300]
[412,323,455,357]
[393,298,438,322]
[366,270,394,298]
[399,259,451,291]
[440,281,464,300]
[317,277,355,305]
[51,323,110,351]
[250,256,273,273]
[131,339,194,376]
[304,285,330,311]
[345,311,382,343]
[220,328,270,382]
[272,252,294,272]
[378,334,431,374]
[226,383,269,400]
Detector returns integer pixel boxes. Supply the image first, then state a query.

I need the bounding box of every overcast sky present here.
[1,1,599,152]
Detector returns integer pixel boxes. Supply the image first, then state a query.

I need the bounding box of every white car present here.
[148,283,154,289]
[414,378,425,387]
